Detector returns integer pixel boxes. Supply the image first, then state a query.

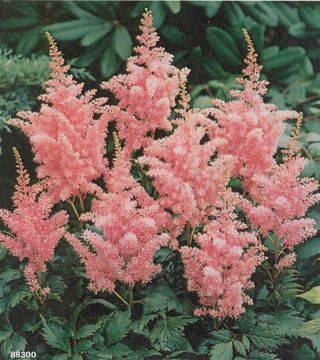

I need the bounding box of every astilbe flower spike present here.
[9,33,109,201]
[0,148,68,297]
[65,137,170,293]
[242,116,320,262]
[181,198,265,318]
[102,10,184,154]
[212,29,299,184]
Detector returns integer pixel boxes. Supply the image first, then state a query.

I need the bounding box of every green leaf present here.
[161,25,187,45]
[300,5,320,29]
[12,334,27,351]
[64,1,100,20]
[244,2,278,27]
[0,246,7,262]
[205,1,221,17]
[0,17,39,29]
[41,319,71,353]
[234,340,247,356]
[165,1,181,14]
[16,26,42,54]
[242,335,250,351]
[112,25,132,60]
[224,3,245,25]
[150,1,166,28]
[301,319,320,335]
[130,314,158,335]
[0,269,21,284]
[76,324,96,339]
[206,27,241,68]
[100,47,120,78]
[6,286,32,310]
[193,96,212,109]
[80,22,113,46]
[46,19,105,41]
[263,47,305,71]
[297,286,320,304]
[106,310,131,346]
[69,297,116,333]
[150,315,195,352]
[297,238,320,259]
[209,341,233,360]
[143,285,183,314]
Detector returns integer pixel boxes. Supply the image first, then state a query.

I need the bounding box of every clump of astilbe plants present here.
[0,10,320,360]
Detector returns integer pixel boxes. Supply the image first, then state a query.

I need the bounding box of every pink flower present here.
[211,30,299,182]
[101,10,183,154]
[9,33,109,201]
[0,149,68,296]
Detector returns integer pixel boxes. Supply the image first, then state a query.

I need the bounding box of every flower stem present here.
[67,200,81,225]
[79,193,85,212]
[113,290,130,307]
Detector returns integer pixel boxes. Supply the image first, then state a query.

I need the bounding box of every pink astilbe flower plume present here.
[138,110,233,237]
[243,116,320,264]
[181,201,265,318]
[66,136,170,293]
[9,33,109,201]
[0,148,68,297]
[101,10,183,154]
[212,29,299,183]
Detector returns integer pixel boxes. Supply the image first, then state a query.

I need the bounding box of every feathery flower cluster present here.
[181,205,265,318]
[0,149,68,296]
[139,110,233,237]
[212,30,299,183]
[243,155,320,248]
[65,146,170,292]
[101,10,182,153]
[9,33,109,201]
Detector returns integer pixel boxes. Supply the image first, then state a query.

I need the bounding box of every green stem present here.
[79,193,85,212]
[67,200,82,226]
[128,285,134,307]
[113,290,130,307]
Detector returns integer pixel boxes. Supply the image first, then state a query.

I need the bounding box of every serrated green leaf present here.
[41,318,71,353]
[81,22,113,46]
[298,286,320,304]
[150,315,195,352]
[209,341,233,360]
[130,314,158,335]
[165,1,181,14]
[106,310,131,346]
[100,47,120,78]
[112,25,132,60]
[143,285,183,314]
[76,324,96,339]
[234,340,247,356]
[248,327,287,350]
[242,335,250,351]
[207,27,241,68]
